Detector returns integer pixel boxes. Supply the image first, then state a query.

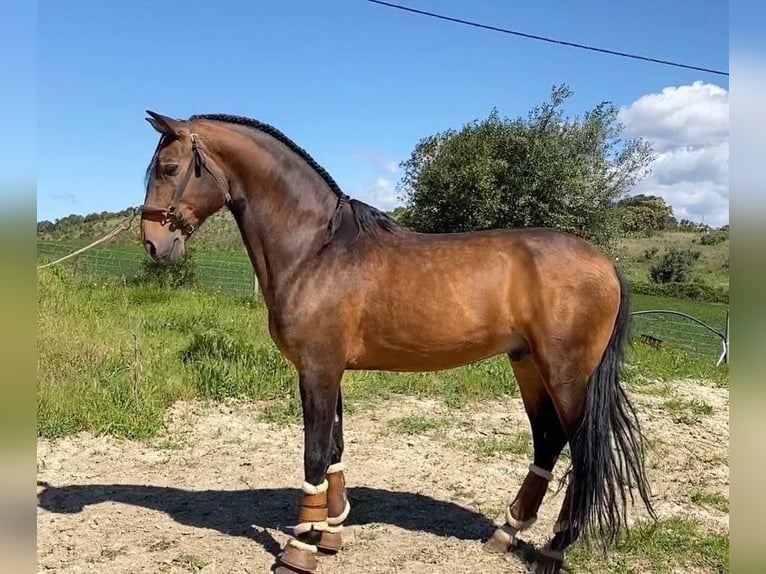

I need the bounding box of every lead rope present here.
[36,208,139,270]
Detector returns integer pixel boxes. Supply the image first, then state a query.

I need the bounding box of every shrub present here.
[650,248,701,284]
[643,246,659,260]
[133,250,196,289]
[700,230,728,246]
[630,281,729,304]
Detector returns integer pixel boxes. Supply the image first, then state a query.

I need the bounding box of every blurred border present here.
[731,1,766,571]
[0,1,36,573]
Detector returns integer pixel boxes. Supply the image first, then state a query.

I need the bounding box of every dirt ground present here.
[37,380,729,574]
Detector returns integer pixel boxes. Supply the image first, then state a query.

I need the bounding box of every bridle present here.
[140,132,231,236]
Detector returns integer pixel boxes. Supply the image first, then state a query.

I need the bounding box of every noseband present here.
[140,133,231,236]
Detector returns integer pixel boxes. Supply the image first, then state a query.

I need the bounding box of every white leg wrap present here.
[327,462,345,474]
[327,500,351,526]
[492,522,519,545]
[302,479,329,495]
[505,506,537,530]
[529,463,554,482]
[293,521,330,536]
[286,537,318,554]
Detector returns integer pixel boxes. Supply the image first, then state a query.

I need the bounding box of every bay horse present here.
[139,111,655,574]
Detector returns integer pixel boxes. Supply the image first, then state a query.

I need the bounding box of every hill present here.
[37,207,246,251]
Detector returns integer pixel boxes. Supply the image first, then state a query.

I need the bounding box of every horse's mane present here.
[189,113,401,240]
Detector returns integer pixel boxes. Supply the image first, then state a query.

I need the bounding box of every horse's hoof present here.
[316,529,343,554]
[483,527,517,554]
[277,542,317,574]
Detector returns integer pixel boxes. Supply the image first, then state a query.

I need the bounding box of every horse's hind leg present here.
[534,311,653,571]
[484,355,568,553]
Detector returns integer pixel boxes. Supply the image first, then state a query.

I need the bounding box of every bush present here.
[643,246,659,260]
[630,281,729,304]
[133,250,196,289]
[700,230,728,246]
[650,248,701,284]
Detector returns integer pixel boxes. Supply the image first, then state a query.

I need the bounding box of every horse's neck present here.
[224,138,337,306]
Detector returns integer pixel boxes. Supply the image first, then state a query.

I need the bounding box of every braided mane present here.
[189,113,401,238]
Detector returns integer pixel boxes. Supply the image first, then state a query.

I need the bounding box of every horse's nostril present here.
[144,240,158,259]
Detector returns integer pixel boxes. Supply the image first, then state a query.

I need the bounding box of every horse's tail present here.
[566,268,655,550]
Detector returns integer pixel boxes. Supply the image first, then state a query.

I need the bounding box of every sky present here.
[33,0,729,227]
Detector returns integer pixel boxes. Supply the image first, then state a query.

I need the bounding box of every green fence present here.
[37,240,256,294]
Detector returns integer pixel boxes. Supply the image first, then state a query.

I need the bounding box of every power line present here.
[365,0,729,77]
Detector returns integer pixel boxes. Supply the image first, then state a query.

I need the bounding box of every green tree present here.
[618,194,677,234]
[397,85,653,249]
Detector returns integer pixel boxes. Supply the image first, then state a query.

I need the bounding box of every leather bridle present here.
[140,132,231,236]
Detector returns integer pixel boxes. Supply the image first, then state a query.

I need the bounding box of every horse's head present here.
[140,111,231,262]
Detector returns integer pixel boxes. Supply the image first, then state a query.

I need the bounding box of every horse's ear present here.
[145,110,184,137]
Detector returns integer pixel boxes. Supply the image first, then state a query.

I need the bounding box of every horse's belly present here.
[348,331,526,372]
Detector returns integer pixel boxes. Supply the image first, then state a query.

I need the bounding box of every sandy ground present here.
[37,380,728,573]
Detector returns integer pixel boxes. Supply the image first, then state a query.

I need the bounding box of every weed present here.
[471,432,531,459]
[100,546,127,560]
[662,397,713,424]
[388,415,450,435]
[172,554,209,572]
[148,538,178,552]
[691,489,729,512]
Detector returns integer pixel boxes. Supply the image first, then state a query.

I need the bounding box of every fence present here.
[38,240,729,365]
[628,309,729,365]
[37,240,258,294]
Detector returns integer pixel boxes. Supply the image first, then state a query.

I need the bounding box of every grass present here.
[388,415,451,435]
[566,517,728,573]
[691,489,729,512]
[624,341,729,389]
[37,266,729,440]
[662,396,714,425]
[172,554,209,572]
[471,431,532,459]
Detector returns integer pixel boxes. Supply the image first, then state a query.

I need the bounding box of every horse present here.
[138,110,655,574]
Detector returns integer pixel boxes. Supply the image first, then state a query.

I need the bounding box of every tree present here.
[397,85,653,249]
[618,194,677,234]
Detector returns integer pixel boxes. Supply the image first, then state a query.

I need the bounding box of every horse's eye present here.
[163,164,179,176]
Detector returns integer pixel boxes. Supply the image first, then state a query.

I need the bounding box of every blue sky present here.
[35,0,728,225]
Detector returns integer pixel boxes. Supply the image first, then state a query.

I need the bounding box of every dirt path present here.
[37,380,728,573]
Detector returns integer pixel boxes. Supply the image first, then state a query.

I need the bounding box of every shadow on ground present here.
[38,482,498,552]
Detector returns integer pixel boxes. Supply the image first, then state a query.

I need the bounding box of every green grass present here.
[388,415,451,435]
[691,490,729,512]
[624,342,729,389]
[471,431,532,459]
[37,266,729,440]
[662,397,714,425]
[566,517,728,573]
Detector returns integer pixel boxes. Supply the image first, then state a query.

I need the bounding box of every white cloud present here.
[353,177,400,211]
[618,81,729,227]
[352,151,400,174]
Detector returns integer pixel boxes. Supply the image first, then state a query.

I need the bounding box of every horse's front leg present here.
[276,366,343,574]
[324,388,350,551]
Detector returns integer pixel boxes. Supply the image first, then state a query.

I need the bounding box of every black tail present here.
[566,269,656,550]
